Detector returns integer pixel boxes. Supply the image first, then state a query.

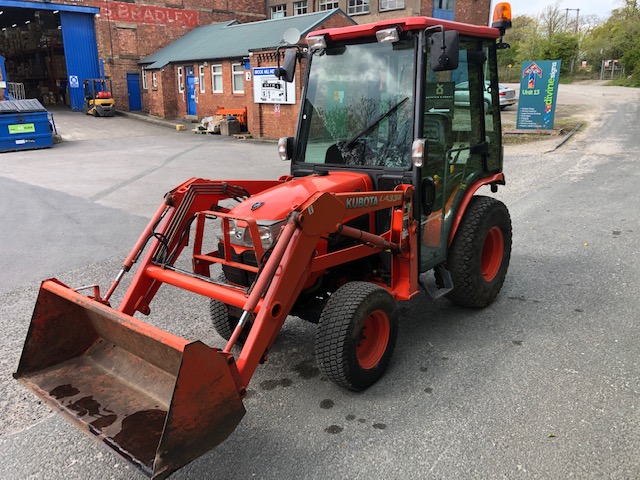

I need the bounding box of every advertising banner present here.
[516,60,561,130]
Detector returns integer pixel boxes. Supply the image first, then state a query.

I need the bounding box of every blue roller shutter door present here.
[60,12,100,111]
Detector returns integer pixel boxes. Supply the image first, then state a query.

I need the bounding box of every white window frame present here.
[141,67,148,90]
[319,0,339,10]
[211,64,223,93]
[232,63,244,93]
[437,0,454,10]
[348,0,370,14]
[379,0,404,11]
[271,4,286,19]
[199,65,205,93]
[177,66,184,93]
[294,1,308,15]
[152,72,157,89]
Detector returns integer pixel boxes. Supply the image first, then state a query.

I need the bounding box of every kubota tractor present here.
[15,4,513,479]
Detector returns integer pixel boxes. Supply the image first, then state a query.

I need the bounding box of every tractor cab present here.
[83,78,115,117]
[279,8,511,273]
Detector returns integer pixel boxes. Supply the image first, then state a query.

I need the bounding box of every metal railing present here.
[6,82,26,100]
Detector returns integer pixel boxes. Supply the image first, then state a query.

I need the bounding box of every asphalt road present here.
[0,85,638,479]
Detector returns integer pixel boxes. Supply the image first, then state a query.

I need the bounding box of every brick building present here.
[139,10,355,139]
[0,1,266,112]
[264,0,491,25]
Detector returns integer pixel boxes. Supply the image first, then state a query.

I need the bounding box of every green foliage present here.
[499,1,640,87]
[538,33,580,75]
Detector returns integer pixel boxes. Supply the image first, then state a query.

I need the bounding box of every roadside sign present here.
[252,67,295,105]
[69,75,80,89]
[516,60,561,130]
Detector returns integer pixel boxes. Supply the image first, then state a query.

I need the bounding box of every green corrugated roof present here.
[141,9,353,69]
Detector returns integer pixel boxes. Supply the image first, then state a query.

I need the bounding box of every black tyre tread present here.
[315,282,398,391]
[446,195,512,308]
[210,299,235,340]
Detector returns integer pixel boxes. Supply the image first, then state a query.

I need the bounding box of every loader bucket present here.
[14,279,245,479]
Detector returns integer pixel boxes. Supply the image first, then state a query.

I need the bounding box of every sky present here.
[490,0,620,20]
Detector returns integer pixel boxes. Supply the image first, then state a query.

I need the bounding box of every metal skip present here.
[14,279,245,479]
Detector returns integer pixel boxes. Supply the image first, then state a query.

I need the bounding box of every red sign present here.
[104,2,199,28]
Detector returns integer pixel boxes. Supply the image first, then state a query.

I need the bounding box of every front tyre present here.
[315,282,398,391]
[210,300,248,343]
[446,195,512,308]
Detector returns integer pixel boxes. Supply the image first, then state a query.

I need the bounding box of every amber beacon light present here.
[492,2,512,32]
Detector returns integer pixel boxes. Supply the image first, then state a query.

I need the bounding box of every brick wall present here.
[144,13,353,138]
[265,1,489,25]
[146,66,179,118]
[454,0,492,25]
[421,1,491,26]
[248,51,303,139]
[49,0,267,111]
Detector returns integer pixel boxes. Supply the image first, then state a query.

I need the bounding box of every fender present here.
[447,173,505,245]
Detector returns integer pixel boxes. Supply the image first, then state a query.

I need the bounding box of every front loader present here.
[15,4,514,479]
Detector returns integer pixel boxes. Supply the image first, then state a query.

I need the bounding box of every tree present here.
[538,32,580,75]
[539,2,565,37]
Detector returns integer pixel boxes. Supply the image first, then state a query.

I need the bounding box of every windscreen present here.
[296,38,416,169]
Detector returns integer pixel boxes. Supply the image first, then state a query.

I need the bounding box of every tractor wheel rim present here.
[356,309,390,370]
[481,226,504,282]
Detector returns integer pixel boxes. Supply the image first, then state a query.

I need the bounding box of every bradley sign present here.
[104,2,199,28]
[516,60,561,130]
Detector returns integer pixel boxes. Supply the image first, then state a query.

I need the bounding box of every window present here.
[380,0,404,11]
[319,0,339,9]
[199,65,205,93]
[152,72,157,89]
[348,0,370,15]
[141,67,148,90]
[294,1,307,15]
[232,63,244,93]
[271,4,286,19]
[433,0,455,20]
[211,64,223,92]
[177,66,184,93]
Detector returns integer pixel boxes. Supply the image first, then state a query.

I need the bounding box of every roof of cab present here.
[308,16,499,42]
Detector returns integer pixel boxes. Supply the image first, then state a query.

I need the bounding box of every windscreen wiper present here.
[345,97,409,148]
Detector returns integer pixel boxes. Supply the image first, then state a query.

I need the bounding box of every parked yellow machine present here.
[83,78,115,117]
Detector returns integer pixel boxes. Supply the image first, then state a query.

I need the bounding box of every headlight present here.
[219,219,286,250]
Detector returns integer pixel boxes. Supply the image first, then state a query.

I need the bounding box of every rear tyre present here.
[446,195,512,308]
[315,282,398,391]
[209,300,247,343]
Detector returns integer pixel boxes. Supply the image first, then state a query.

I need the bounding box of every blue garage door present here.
[60,11,100,111]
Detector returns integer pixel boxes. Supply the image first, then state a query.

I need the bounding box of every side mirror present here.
[278,136,295,161]
[275,48,298,83]
[421,177,436,216]
[430,31,459,72]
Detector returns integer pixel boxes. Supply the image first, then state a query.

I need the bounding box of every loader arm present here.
[118,178,286,315]
[15,180,416,479]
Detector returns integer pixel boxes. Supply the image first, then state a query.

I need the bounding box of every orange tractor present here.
[15,5,513,479]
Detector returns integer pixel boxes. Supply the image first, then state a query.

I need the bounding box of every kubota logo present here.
[345,196,379,209]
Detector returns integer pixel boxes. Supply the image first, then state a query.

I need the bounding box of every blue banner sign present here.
[516,60,561,130]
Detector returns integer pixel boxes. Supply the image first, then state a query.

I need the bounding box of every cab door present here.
[419,38,500,272]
